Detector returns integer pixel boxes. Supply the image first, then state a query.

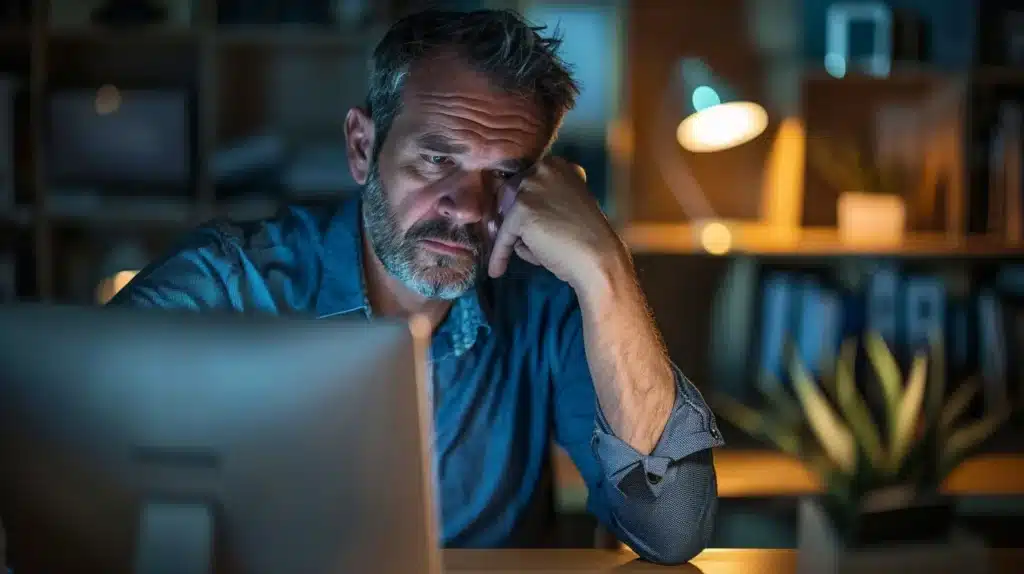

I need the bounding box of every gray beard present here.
[360,162,480,300]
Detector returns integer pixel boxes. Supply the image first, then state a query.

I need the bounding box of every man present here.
[110,9,723,565]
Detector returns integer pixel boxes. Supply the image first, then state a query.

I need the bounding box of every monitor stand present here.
[134,501,213,574]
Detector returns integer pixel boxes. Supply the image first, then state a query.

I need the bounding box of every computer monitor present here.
[0,304,440,574]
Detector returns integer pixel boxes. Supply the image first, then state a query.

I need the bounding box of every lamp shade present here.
[675,58,769,153]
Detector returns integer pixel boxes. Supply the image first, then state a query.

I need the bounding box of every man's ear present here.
[344,107,375,185]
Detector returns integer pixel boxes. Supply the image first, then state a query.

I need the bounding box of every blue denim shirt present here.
[108,197,724,564]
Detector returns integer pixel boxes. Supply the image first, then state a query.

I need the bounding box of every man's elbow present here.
[653,530,711,566]
[620,453,719,565]
[629,507,714,566]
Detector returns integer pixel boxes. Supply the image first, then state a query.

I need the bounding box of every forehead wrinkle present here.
[429,112,539,142]
[418,104,540,135]
[414,97,543,131]
[407,122,535,149]
[440,126,534,150]
[417,92,543,125]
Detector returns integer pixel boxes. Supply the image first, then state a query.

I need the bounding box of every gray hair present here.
[366,9,580,159]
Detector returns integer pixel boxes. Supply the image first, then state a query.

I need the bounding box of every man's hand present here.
[487,157,628,293]
[488,156,676,455]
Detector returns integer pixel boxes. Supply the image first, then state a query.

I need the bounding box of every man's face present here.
[358,55,548,300]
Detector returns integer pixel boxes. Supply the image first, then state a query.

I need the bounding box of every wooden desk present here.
[443,548,1024,573]
[444,548,787,572]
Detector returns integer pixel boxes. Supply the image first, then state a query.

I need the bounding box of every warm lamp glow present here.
[699,221,733,255]
[95,270,139,304]
[676,101,769,153]
[759,117,807,229]
[95,84,121,115]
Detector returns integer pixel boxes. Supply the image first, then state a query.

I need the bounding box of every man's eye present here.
[494,170,515,181]
[423,155,451,166]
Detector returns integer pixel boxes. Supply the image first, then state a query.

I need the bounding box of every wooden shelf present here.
[34,195,310,227]
[0,26,30,42]
[0,207,32,227]
[214,27,385,49]
[973,65,1024,85]
[215,196,280,220]
[46,195,195,226]
[47,26,200,44]
[623,222,1024,258]
[24,26,388,49]
[10,195,326,228]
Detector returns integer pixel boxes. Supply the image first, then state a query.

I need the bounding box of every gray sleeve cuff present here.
[591,364,724,498]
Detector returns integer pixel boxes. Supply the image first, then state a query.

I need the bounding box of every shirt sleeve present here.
[550,296,724,565]
[106,226,242,311]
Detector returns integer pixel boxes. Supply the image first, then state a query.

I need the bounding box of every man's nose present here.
[437,170,489,225]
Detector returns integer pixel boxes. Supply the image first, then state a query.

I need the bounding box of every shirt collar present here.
[315,197,371,319]
[315,197,493,347]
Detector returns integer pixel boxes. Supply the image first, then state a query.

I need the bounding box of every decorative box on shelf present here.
[837,191,907,246]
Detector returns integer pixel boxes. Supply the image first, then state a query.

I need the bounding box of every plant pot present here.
[796,497,990,574]
[837,192,906,246]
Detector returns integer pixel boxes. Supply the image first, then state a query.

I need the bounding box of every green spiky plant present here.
[713,333,1013,541]
[808,136,915,196]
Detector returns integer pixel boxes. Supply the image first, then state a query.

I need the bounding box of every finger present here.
[514,241,539,265]
[488,205,525,278]
[497,181,520,215]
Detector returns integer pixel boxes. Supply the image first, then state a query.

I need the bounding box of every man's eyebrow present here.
[413,132,469,155]
[493,157,532,174]
[412,132,532,173]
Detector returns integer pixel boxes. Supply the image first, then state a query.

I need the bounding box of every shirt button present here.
[647,473,662,485]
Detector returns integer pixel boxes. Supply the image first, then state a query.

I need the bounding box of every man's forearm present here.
[574,250,676,455]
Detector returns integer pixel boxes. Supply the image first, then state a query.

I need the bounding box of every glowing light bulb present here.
[699,221,732,255]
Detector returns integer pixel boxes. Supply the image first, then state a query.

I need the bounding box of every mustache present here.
[405,220,483,254]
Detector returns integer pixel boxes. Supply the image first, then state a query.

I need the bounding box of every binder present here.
[903,275,947,360]
[757,273,796,394]
[795,278,843,377]
[978,290,1009,411]
[866,265,901,347]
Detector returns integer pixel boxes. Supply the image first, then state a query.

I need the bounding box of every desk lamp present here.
[655,59,772,254]
[675,58,769,153]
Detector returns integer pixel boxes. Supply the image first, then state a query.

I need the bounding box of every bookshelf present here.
[0,0,520,304]
[624,222,1024,258]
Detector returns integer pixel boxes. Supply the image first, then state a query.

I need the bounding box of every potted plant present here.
[808,138,912,245]
[713,334,1013,574]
